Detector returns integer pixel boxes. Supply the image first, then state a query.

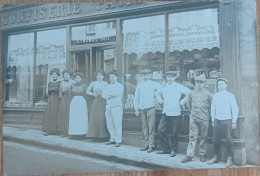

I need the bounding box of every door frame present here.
[92,45,118,75]
[68,47,92,84]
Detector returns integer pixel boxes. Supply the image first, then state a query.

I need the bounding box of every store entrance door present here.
[92,46,117,82]
[69,50,91,84]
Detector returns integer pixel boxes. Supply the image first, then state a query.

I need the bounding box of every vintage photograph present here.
[1,1,259,175]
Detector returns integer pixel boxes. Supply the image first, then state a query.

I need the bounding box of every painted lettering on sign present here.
[3,3,81,26]
[96,2,142,11]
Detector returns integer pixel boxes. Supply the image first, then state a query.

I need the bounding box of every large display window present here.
[168,8,220,93]
[122,9,220,110]
[35,28,66,106]
[5,28,67,107]
[5,33,34,107]
[122,15,165,109]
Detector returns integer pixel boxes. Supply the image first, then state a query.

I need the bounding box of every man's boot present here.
[226,156,233,168]
[207,155,219,164]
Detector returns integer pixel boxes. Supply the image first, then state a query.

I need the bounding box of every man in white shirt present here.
[156,71,191,157]
[134,69,161,153]
[207,78,239,168]
[102,70,124,147]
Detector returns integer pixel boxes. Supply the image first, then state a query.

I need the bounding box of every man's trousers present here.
[139,107,156,148]
[213,119,233,157]
[186,117,209,157]
[158,115,181,152]
[105,105,123,143]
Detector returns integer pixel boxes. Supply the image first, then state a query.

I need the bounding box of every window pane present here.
[71,21,116,45]
[5,33,34,107]
[122,15,165,110]
[35,28,66,106]
[168,9,220,93]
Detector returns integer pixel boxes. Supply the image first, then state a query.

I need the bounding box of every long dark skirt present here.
[57,92,71,135]
[86,97,109,138]
[42,93,60,134]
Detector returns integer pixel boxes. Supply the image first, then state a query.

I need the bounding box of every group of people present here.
[42,68,124,147]
[134,69,238,168]
[42,67,239,168]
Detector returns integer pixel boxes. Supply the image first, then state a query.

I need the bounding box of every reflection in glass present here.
[122,15,165,109]
[71,21,116,45]
[36,28,66,106]
[6,33,34,107]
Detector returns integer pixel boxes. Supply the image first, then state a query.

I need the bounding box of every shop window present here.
[5,33,34,107]
[71,21,116,45]
[168,8,220,94]
[122,15,165,110]
[35,28,66,106]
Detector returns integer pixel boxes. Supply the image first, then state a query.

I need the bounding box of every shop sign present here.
[2,2,164,30]
[2,3,81,28]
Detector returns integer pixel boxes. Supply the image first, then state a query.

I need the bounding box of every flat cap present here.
[217,77,228,84]
[141,69,152,74]
[109,70,119,77]
[165,71,178,75]
[195,74,206,82]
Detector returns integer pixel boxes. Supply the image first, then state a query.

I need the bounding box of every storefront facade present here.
[1,1,259,165]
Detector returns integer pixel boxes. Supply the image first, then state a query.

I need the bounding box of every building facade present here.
[1,1,259,165]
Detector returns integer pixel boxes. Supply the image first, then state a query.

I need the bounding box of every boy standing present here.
[207,78,239,168]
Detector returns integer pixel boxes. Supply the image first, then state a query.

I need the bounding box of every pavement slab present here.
[3,125,256,171]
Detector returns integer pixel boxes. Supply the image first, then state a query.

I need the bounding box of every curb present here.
[4,135,173,170]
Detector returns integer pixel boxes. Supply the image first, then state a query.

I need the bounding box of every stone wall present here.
[237,0,259,165]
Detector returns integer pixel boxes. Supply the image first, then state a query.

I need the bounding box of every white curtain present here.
[122,15,165,55]
[169,8,219,52]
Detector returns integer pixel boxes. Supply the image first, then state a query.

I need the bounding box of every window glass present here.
[122,15,165,110]
[35,28,66,106]
[5,33,34,107]
[168,9,220,93]
[71,21,116,45]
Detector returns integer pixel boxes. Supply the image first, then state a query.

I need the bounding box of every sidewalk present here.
[3,124,255,170]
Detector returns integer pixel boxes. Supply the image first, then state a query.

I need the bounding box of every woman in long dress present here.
[86,70,109,141]
[57,70,75,136]
[42,68,61,136]
[68,72,88,139]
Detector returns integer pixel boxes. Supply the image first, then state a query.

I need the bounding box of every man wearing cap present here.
[102,70,124,147]
[134,69,161,153]
[181,74,213,163]
[156,71,191,157]
[207,78,239,168]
